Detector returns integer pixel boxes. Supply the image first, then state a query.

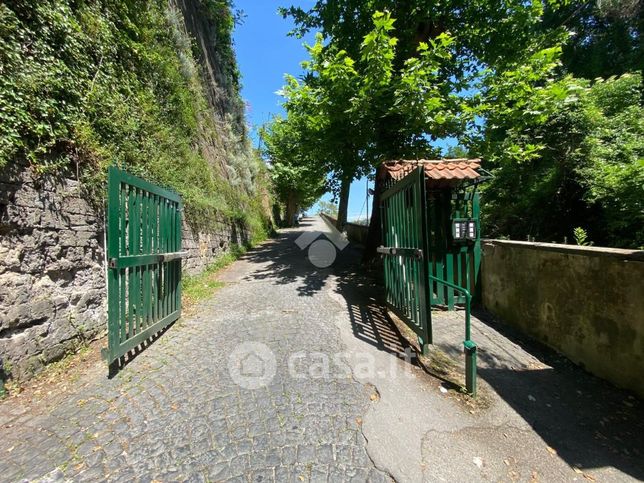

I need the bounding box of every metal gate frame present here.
[104,167,185,371]
[426,189,481,309]
[378,166,478,395]
[378,166,433,353]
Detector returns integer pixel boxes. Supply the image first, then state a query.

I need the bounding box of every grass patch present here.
[182,244,247,311]
[0,340,102,400]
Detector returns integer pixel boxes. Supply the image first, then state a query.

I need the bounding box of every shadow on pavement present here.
[240,218,339,297]
[240,219,644,479]
[469,310,644,480]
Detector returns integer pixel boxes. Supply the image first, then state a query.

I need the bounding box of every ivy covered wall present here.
[0,0,271,237]
[0,0,272,381]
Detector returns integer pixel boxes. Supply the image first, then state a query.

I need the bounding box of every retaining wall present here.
[481,239,644,398]
[0,163,248,381]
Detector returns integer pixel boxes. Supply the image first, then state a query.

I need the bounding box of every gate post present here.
[464,340,477,397]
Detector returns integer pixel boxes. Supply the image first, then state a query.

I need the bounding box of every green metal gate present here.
[104,167,184,371]
[379,167,433,351]
[379,165,479,395]
[426,190,481,309]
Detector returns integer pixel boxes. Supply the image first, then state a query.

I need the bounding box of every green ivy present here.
[0,0,271,239]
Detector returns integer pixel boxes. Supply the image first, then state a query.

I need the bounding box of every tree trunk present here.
[285,192,298,227]
[363,174,383,263]
[336,177,351,231]
[272,203,283,227]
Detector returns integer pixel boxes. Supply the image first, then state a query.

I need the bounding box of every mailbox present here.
[452,218,477,242]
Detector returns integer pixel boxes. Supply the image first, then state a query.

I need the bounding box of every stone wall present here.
[182,217,249,276]
[0,163,106,380]
[0,164,249,382]
[481,239,644,398]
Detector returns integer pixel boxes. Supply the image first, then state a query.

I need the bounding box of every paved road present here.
[0,216,643,482]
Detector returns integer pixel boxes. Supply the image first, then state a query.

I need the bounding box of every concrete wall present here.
[481,239,644,398]
[0,163,248,381]
[319,213,369,246]
[344,222,369,247]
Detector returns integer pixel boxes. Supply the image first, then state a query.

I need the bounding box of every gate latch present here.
[377,246,424,259]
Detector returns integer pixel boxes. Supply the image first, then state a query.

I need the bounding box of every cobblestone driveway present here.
[0,220,389,482]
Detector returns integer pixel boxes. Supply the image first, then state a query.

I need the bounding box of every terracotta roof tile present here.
[379,159,482,187]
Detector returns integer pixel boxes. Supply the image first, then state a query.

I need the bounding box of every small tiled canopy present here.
[378,159,482,188]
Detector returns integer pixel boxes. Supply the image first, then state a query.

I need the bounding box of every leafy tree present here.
[479,73,643,248]
[262,116,326,226]
[275,2,572,252]
[542,0,643,79]
[316,200,339,218]
[279,0,644,249]
[444,145,470,158]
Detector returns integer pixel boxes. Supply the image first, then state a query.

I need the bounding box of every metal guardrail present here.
[428,275,477,396]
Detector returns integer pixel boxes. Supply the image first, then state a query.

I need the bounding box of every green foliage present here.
[182,244,246,304]
[280,0,643,249]
[266,10,463,220]
[573,227,591,246]
[543,0,642,79]
[479,73,643,248]
[261,116,326,224]
[316,200,338,217]
[0,0,270,240]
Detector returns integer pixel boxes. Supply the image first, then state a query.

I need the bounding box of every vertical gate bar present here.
[433,195,442,305]
[409,183,421,325]
[107,167,121,365]
[444,191,454,310]
[174,202,179,313]
[134,188,142,335]
[390,203,395,308]
[140,191,146,329]
[428,195,437,304]
[386,200,392,306]
[456,250,463,297]
[151,195,158,323]
[159,198,168,317]
[472,191,481,303]
[148,194,155,321]
[399,190,405,312]
[163,199,169,318]
[119,181,127,343]
[405,186,411,318]
[157,196,162,320]
[142,192,150,329]
[176,201,182,314]
[380,199,388,304]
[127,185,135,338]
[170,201,176,314]
[171,201,176,313]
[441,192,449,304]
[411,182,420,326]
[395,189,403,311]
[400,188,406,314]
[417,167,432,349]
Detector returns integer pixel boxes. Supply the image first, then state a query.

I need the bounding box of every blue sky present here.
[232,0,374,221]
[232,1,455,221]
